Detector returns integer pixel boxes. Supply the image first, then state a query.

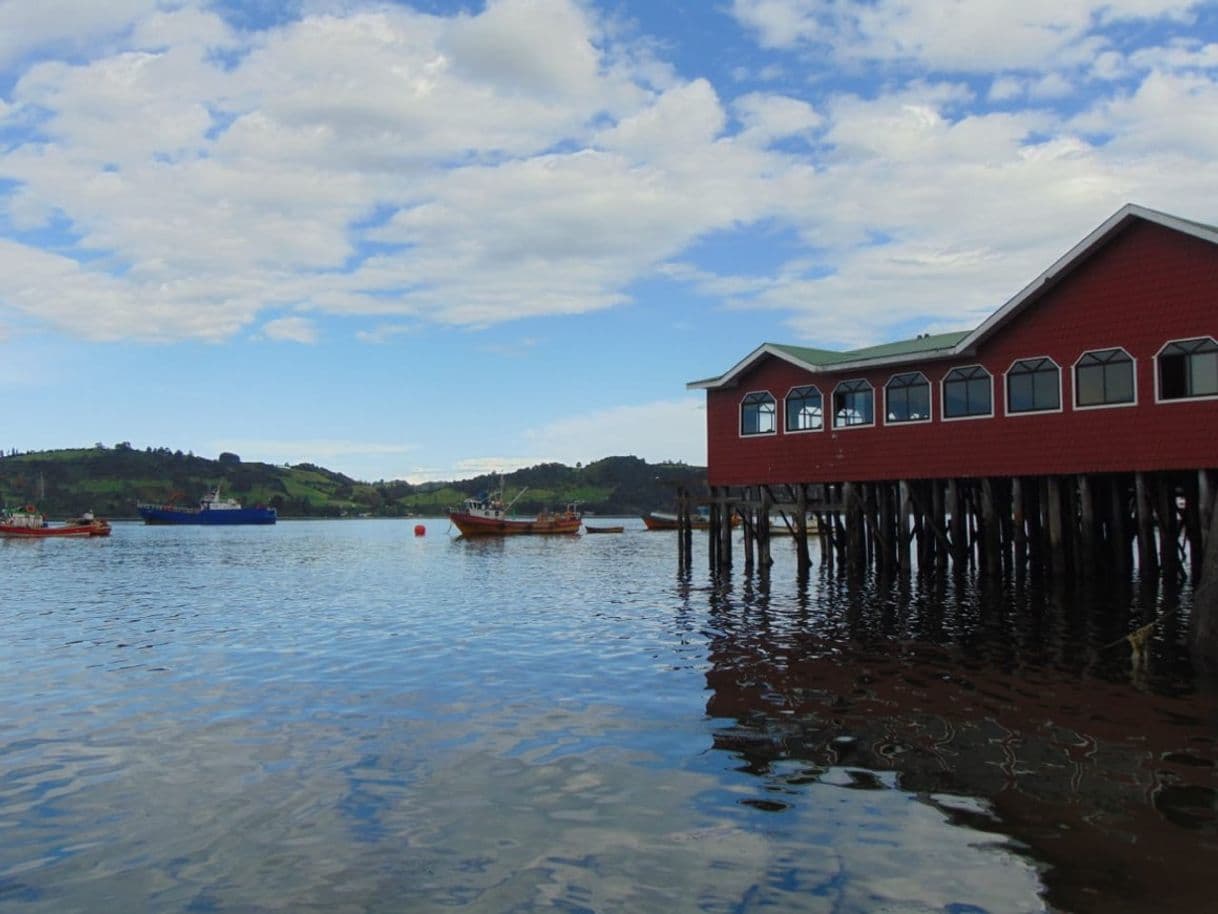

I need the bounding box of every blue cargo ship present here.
[138,486,277,525]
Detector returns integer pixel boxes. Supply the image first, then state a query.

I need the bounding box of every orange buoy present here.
[414,524,426,536]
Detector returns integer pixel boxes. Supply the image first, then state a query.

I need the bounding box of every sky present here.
[1,0,1217,483]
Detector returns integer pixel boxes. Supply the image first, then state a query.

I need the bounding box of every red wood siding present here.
[705,221,1218,486]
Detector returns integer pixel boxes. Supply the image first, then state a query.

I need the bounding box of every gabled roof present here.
[688,203,1218,391]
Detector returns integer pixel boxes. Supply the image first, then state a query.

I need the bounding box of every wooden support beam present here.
[1047,475,1066,579]
[1135,471,1157,580]
[1012,477,1027,578]
[981,478,1000,575]
[795,484,811,574]
[1079,474,1097,579]
[947,479,963,568]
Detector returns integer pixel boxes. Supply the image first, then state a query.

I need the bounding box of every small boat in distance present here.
[584,524,625,534]
[0,505,111,537]
[449,484,581,536]
[137,486,277,525]
[642,510,741,531]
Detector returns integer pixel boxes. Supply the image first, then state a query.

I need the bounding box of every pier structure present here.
[685,204,1218,660]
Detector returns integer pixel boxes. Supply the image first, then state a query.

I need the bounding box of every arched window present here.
[942,365,992,419]
[1075,348,1134,407]
[1157,338,1218,401]
[833,380,874,428]
[1006,358,1061,413]
[884,372,931,423]
[785,385,823,432]
[740,391,776,436]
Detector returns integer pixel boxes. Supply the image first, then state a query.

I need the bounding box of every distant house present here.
[688,204,1218,488]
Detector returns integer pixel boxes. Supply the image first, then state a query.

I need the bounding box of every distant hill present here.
[0,446,707,518]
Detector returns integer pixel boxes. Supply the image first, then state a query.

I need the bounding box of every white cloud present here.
[355,323,416,343]
[0,0,1214,360]
[0,0,161,70]
[729,0,1202,71]
[522,398,707,466]
[262,316,319,343]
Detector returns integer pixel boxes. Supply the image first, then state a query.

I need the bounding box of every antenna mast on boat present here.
[505,486,529,511]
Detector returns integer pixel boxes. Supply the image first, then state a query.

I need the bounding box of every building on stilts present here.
[684,203,1218,661]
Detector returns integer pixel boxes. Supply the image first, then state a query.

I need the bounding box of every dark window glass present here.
[1007,358,1060,413]
[833,380,874,427]
[741,392,776,435]
[1159,338,1218,400]
[1075,349,1134,407]
[885,372,931,422]
[785,386,823,431]
[943,366,992,418]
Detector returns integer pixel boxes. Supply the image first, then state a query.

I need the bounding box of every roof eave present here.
[686,343,825,390]
[957,203,1218,351]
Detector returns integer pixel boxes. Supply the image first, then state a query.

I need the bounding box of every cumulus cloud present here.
[262,316,319,343]
[0,0,1215,358]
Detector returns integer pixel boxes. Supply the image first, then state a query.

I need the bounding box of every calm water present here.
[2,520,1216,913]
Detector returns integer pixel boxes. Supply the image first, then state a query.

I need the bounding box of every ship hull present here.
[0,522,110,538]
[449,512,581,536]
[138,506,277,525]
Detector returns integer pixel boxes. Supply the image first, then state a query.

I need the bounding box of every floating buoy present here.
[414,524,426,536]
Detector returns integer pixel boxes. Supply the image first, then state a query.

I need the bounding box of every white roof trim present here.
[687,343,822,390]
[955,203,1218,352]
[687,203,1218,393]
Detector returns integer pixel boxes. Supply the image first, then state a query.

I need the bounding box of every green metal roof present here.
[768,330,970,368]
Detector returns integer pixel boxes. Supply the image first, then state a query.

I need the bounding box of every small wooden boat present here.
[642,511,741,531]
[0,506,111,538]
[584,525,624,534]
[449,484,581,536]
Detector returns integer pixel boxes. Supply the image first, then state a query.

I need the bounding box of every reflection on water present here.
[701,565,1218,914]
[0,522,1215,913]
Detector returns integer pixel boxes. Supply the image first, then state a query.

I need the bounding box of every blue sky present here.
[1,0,1216,482]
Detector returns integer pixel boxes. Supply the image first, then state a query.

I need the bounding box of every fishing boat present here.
[448,485,581,536]
[137,486,277,525]
[0,505,111,537]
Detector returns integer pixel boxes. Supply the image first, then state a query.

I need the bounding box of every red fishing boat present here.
[449,485,581,537]
[0,505,111,538]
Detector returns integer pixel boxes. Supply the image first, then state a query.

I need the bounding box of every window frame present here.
[1003,355,1063,417]
[882,371,932,426]
[831,379,875,430]
[784,384,825,434]
[940,364,994,422]
[1154,336,1218,404]
[1072,346,1137,411]
[739,390,777,437]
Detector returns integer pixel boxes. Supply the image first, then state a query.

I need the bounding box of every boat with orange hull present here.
[449,486,581,537]
[0,506,111,538]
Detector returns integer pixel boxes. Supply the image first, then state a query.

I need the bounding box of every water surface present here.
[2,520,1215,912]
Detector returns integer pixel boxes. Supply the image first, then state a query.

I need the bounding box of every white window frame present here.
[1073,346,1137,411]
[940,364,994,422]
[1154,336,1218,405]
[831,379,876,430]
[882,371,933,426]
[739,390,778,438]
[1003,355,1064,418]
[783,384,825,434]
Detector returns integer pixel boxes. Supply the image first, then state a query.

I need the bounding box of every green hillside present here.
[0,446,706,519]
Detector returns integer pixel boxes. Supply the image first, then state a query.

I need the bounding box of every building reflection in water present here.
[697,564,1218,914]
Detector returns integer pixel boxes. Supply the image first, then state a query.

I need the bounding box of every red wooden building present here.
[689,203,1218,487]
[681,204,1218,655]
